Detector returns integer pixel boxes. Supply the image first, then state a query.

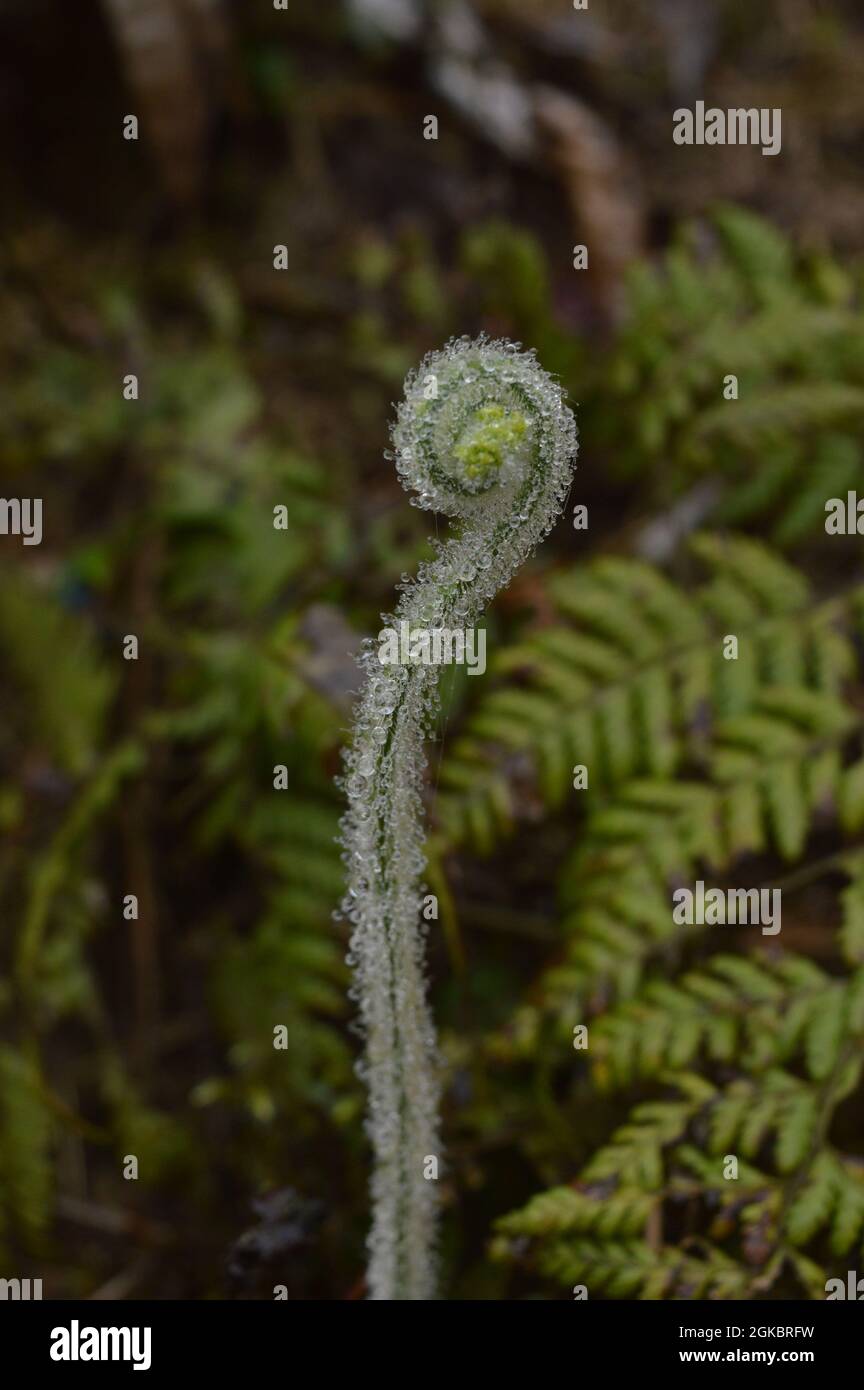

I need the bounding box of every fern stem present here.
[340,337,577,1299]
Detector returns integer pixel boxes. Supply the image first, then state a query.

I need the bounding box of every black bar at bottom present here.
[1,1296,859,1375]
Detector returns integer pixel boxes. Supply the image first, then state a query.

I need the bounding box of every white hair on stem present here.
[339,336,578,1299]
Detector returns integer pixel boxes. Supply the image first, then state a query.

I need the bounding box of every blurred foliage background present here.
[2,0,864,1299]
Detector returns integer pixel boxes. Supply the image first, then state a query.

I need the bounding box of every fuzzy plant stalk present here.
[340,336,578,1300]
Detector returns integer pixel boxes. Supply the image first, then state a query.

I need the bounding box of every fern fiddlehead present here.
[340,336,578,1299]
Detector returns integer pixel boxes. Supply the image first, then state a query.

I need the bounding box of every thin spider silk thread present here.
[339,336,578,1299]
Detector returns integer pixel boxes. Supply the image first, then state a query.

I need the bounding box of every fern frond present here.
[596,204,864,540]
[590,954,844,1090]
[497,1056,864,1298]
[436,535,860,854]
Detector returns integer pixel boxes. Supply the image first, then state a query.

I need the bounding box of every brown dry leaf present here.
[534,83,645,321]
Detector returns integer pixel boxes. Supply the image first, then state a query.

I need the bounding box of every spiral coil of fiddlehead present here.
[339,337,578,1300]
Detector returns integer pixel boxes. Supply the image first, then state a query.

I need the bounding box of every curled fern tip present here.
[340,336,577,1300]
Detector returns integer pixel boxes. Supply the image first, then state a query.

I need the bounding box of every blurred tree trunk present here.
[101,0,229,204]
